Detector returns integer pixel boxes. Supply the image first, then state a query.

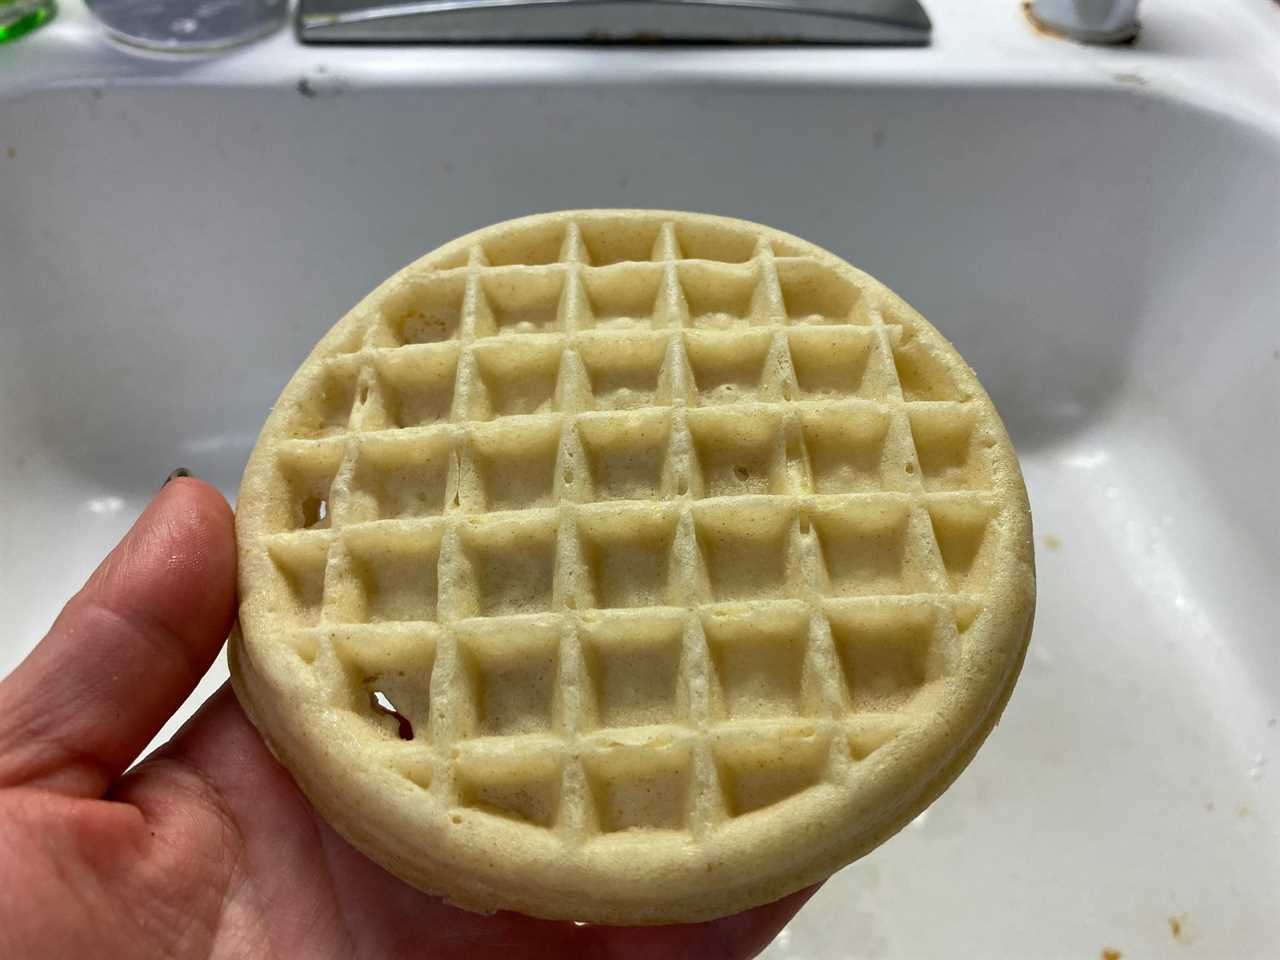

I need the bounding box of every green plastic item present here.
[0,0,55,41]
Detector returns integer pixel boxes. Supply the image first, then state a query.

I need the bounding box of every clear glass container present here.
[85,0,286,51]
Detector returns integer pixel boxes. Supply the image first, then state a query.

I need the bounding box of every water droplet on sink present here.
[85,496,126,515]
[1249,755,1266,780]
[171,16,198,33]
[1104,485,1118,500]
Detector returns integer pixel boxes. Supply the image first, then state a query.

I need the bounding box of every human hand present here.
[0,477,815,958]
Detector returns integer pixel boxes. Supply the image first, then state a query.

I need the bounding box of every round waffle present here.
[231,210,1035,924]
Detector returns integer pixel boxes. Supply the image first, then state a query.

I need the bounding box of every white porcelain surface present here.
[1,1,1277,956]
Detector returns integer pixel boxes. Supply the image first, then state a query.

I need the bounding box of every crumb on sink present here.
[1101,948,1122,960]
[1169,913,1193,944]
[1043,533,1062,550]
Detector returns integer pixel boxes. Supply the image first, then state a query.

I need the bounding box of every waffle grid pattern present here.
[253,217,1006,843]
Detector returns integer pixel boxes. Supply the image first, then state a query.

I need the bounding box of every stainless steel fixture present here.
[297,0,931,45]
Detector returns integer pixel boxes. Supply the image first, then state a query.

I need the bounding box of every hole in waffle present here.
[829,602,940,709]
[470,340,562,419]
[704,606,807,720]
[908,405,988,491]
[579,218,664,266]
[382,274,465,345]
[581,614,685,729]
[892,337,966,402]
[457,623,560,735]
[301,496,328,528]
[578,508,678,609]
[714,730,828,816]
[688,409,787,498]
[685,330,774,404]
[577,333,669,410]
[480,270,566,335]
[483,220,567,266]
[456,756,562,827]
[673,221,759,263]
[787,328,877,400]
[811,502,923,597]
[577,412,670,502]
[580,265,663,329]
[276,442,343,531]
[370,690,415,740]
[679,263,764,328]
[801,408,889,495]
[460,519,558,617]
[694,502,798,603]
[350,433,451,520]
[776,259,861,324]
[928,500,997,592]
[585,746,692,832]
[373,345,459,428]
[343,527,442,622]
[334,627,436,739]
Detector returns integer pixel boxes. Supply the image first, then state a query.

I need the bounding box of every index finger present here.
[0,477,237,797]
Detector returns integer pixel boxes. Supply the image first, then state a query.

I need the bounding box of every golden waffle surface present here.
[231,210,1035,924]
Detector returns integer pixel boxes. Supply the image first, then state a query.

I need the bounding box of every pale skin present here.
[0,478,815,959]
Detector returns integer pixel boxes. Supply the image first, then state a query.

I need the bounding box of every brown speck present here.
[872,129,886,148]
[1023,0,1068,39]
[1169,913,1192,944]
[1101,949,1122,960]
[1043,533,1062,550]
[1204,800,1215,812]
[4,147,14,160]
[1237,804,1251,818]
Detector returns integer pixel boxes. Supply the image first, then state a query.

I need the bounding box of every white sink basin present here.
[2,3,1277,956]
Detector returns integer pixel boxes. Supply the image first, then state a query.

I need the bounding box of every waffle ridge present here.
[233,211,1034,924]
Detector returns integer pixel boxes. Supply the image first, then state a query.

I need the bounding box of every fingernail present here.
[163,467,193,487]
